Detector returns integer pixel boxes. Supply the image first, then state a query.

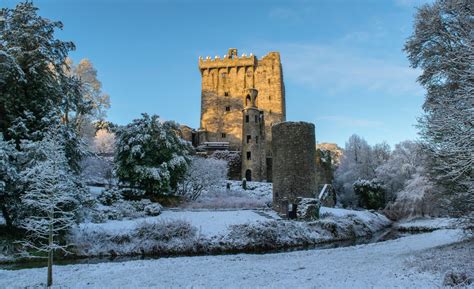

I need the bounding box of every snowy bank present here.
[69,208,390,257]
[395,217,458,232]
[0,229,465,289]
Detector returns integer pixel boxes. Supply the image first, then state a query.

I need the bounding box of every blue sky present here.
[4,0,431,148]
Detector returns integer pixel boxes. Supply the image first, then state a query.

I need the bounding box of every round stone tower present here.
[241,88,266,181]
[272,121,317,215]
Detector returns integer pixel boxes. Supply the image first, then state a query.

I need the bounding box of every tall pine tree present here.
[0,2,87,144]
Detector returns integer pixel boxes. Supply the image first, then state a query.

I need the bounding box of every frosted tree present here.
[0,2,84,143]
[65,58,111,144]
[66,58,111,122]
[93,129,116,155]
[115,114,193,195]
[20,135,83,287]
[375,141,425,201]
[404,0,473,218]
[334,134,376,207]
[371,142,391,168]
[175,157,228,200]
[395,172,435,217]
[0,134,19,228]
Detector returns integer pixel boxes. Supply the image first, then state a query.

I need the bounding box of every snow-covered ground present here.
[183,180,273,209]
[395,217,458,231]
[77,207,386,238]
[76,209,278,237]
[0,229,467,289]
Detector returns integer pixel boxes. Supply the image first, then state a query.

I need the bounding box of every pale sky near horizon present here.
[3,0,432,148]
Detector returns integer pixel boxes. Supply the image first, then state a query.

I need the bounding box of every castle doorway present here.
[245,169,252,182]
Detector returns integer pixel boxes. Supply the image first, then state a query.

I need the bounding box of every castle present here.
[196,48,286,181]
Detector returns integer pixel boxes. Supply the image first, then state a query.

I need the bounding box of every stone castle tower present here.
[197,48,286,181]
[241,88,266,181]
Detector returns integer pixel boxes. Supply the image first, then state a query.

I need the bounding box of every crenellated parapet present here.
[198,51,256,70]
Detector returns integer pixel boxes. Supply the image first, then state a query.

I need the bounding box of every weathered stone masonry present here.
[197,48,286,181]
[272,122,317,215]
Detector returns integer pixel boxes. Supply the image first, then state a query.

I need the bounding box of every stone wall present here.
[272,121,317,215]
[198,49,285,155]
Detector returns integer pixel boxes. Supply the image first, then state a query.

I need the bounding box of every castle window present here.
[268,79,271,84]
[269,95,272,101]
[245,115,249,123]
[269,110,272,115]
[224,92,229,96]
[256,136,259,144]
[225,106,230,112]
[255,115,258,123]
[221,133,226,138]
[246,135,251,144]
[247,151,251,160]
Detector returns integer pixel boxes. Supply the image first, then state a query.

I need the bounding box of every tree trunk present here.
[1,205,13,229]
[47,213,53,287]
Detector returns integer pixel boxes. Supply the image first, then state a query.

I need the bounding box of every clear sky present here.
[4,0,432,148]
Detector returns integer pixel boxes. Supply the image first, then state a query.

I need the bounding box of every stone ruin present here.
[272,121,320,220]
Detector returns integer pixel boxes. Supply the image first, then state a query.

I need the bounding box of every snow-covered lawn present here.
[0,229,466,289]
[78,207,386,238]
[182,180,273,209]
[76,209,279,237]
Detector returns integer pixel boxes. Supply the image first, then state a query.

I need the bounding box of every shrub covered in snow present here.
[115,114,193,195]
[144,203,162,216]
[97,188,123,206]
[86,188,162,223]
[70,219,203,257]
[443,271,472,288]
[353,179,385,210]
[120,187,147,200]
[175,156,228,201]
[80,155,114,186]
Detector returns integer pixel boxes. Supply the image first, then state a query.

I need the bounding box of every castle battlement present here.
[198,49,282,71]
[198,53,256,70]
